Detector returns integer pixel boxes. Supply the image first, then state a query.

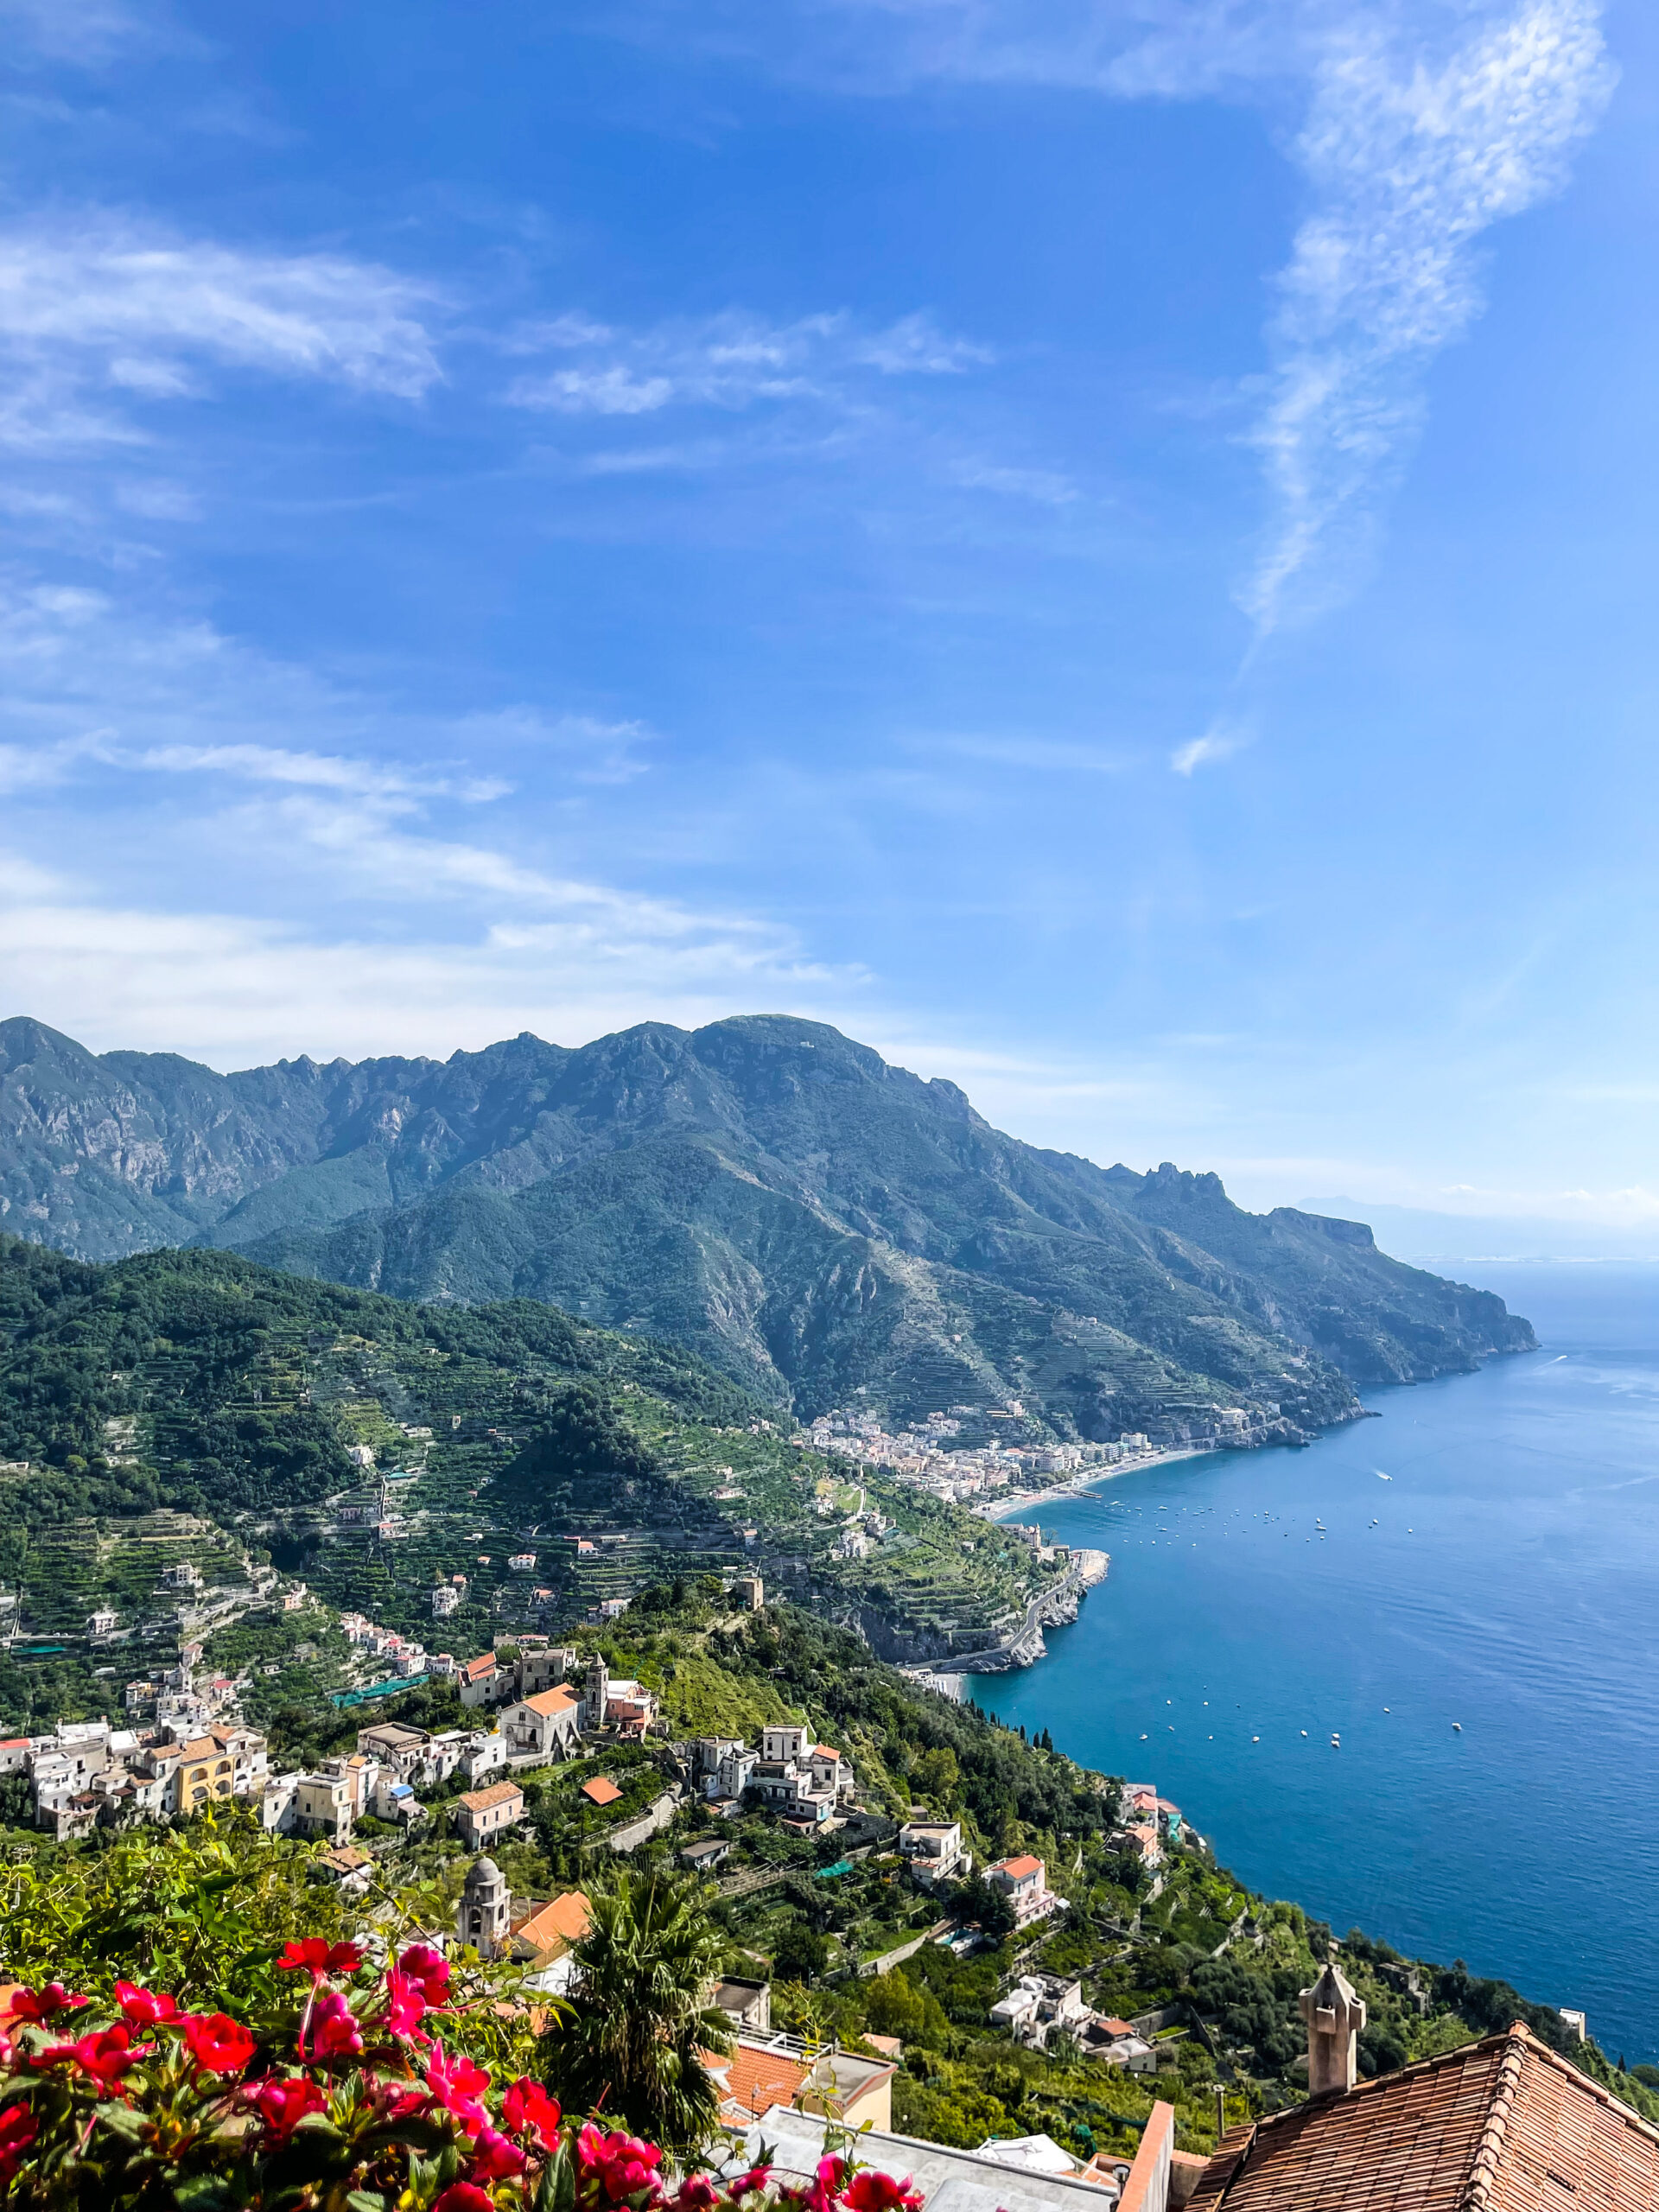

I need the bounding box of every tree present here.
[538,1869,733,2151]
[771,1918,830,1985]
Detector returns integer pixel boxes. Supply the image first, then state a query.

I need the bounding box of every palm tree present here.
[539,1867,734,2151]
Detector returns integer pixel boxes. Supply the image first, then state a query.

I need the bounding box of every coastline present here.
[977,1444,1216,1525]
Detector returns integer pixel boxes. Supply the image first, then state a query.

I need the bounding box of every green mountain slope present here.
[0,1014,1534,1438]
[0,1236,1065,1670]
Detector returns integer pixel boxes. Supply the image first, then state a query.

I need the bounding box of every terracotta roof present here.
[812,1745,839,1758]
[461,1654,497,1682]
[512,1890,592,1955]
[994,1853,1045,1880]
[581,1775,624,1805]
[1190,2023,1659,2212]
[520,1688,580,1717]
[703,2042,809,2121]
[459,1781,524,1814]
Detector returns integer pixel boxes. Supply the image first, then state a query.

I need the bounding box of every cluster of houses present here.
[676,1722,857,1830]
[2,1712,272,1840]
[804,1406,1157,1508]
[1114,1781,1186,1869]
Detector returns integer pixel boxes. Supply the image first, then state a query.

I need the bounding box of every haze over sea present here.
[981,1264,1659,2065]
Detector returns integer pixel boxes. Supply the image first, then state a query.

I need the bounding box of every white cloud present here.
[505,307,990,416]
[946,457,1078,505]
[625,0,1613,626]
[1244,0,1615,630]
[1171,718,1251,775]
[0,574,856,1061]
[0,217,444,449]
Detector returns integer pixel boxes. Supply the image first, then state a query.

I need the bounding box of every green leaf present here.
[347,2193,391,2212]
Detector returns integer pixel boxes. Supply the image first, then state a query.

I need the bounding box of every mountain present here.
[0,1014,1535,1438]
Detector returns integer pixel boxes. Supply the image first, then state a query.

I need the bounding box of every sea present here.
[978,1263,1659,2065]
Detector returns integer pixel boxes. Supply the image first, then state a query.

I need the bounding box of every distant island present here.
[0,1014,1534,1448]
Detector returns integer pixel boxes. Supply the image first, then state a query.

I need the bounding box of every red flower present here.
[385,1969,429,2044]
[36,2024,145,2093]
[181,2012,257,2078]
[672,2175,721,2211]
[844,2173,924,2212]
[578,2121,665,2202]
[425,2043,492,2134]
[278,1938,363,1978]
[434,2188,495,2212]
[397,1942,452,2006]
[245,2075,327,2139]
[8,1984,87,2024]
[503,2076,562,2147]
[114,1981,181,2028]
[305,1991,364,2062]
[724,2170,772,2201]
[0,2102,39,2185]
[469,2124,528,2181]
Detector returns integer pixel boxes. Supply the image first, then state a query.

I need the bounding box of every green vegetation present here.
[538,1869,734,2151]
[0,1236,1065,1723]
[2,1014,1533,1438]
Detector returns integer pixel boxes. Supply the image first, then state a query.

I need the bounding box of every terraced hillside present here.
[0,1237,1065,1692]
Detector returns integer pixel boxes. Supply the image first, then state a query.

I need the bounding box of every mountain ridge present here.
[0,1013,1535,1437]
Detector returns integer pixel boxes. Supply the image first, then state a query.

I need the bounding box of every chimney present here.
[1299,1960,1366,2096]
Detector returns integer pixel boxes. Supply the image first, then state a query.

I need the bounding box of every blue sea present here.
[979,1265,1659,2064]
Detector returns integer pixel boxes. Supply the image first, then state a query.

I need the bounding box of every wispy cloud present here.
[0,572,857,1060]
[614,0,1614,627]
[1245,0,1615,631]
[0,216,445,448]
[1171,717,1251,776]
[504,306,990,416]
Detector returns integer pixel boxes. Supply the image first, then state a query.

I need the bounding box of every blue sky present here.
[1,0,1654,1231]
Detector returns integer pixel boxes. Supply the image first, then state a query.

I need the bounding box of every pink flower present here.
[397,1942,452,2006]
[578,2121,665,2203]
[425,2042,492,2134]
[181,2012,257,2078]
[469,2124,529,2181]
[385,1969,429,2044]
[672,2175,721,2211]
[434,2188,495,2212]
[844,2173,924,2212]
[503,2076,563,2147]
[278,1937,364,1978]
[0,2103,38,2185]
[724,2170,772,2200]
[35,2024,146,2093]
[245,2075,327,2139]
[114,1981,181,2028]
[8,1984,87,2024]
[305,1991,364,2062]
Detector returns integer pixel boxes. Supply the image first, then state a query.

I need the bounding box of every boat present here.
[1330,1732,1341,1747]
[1452,1722,1462,1732]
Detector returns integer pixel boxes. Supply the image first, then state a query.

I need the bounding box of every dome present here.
[467,1856,502,1885]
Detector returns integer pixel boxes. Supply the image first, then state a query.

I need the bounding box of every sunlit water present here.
[978,1265,1659,2063]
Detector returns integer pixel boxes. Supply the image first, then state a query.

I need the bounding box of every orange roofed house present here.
[987,1853,1061,1929]
[703,2031,895,2134]
[1191,1961,1659,2211]
[581,1774,624,1807]
[454,1780,524,1849]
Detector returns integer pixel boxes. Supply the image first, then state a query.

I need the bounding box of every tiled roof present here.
[581,1775,624,1805]
[461,1654,497,1682]
[994,1853,1045,1880]
[459,1781,524,1813]
[704,2043,809,2122]
[520,1688,580,1716]
[1190,2023,1659,2212]
[512,1890,592,1955]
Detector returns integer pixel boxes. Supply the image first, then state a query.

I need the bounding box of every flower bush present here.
[0,1952,929,2212]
